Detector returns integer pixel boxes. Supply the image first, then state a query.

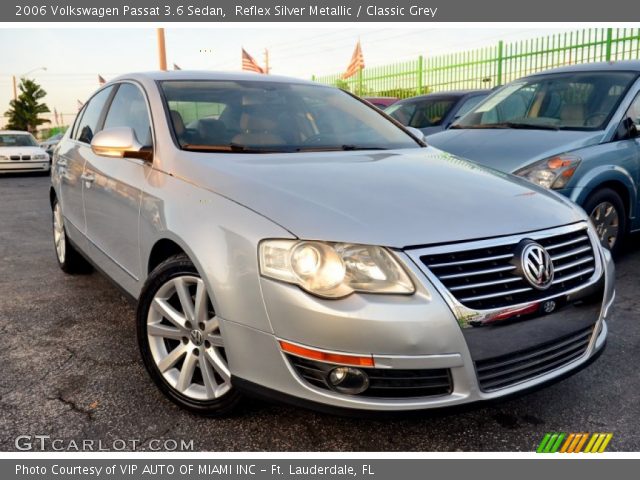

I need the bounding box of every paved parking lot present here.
[0,174,638,451]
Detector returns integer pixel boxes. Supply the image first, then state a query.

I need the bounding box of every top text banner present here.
[3,0,640,22]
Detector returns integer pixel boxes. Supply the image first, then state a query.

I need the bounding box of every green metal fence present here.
[313,28,640,98]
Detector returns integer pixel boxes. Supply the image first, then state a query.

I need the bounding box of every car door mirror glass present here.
[90,127,151,161]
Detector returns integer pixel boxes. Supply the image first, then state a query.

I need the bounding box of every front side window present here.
[74,86,114,144]
[386,97,457,128]
[103,83,152,146]
[0,133,38,147]
[455,72,637,131]
[160,80,419,153]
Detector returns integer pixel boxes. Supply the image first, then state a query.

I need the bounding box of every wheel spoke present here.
[206,333,225,348]
[205,349,230,382]
[148,323,184,340]
[153,297,187,330]
[200,354,218,397]
[203,316,220,334]
[176,351,197,392]
[194,279,208,322]
[174,277,195,322]
[157,344,187,373]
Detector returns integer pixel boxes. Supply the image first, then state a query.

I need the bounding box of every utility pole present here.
[157,28,167,71]
[264,49,270,74]
[12,75,17,101]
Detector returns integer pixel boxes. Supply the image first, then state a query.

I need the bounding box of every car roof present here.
[396,89,489,103]
[526,60,640,77]
[109,70,318,86]
[0,130,32,135]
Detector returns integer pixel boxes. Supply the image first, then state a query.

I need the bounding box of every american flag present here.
[98,75,106,85]
[77,99,84,112]
[342,40,365,79]
[53,108,59,126]
[241,48,265,74]
[173,63,181,71]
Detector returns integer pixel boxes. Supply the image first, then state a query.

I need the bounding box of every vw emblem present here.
[190,330,204,346]
[520,242,554,290]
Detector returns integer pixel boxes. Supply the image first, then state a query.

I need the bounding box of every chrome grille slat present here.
[449,276,524,291]
[428,253,514,268]
[551,245,591,261]
[554,255,594,273]
[545,235,589,250]
[438,264,516,280]
[552,267,595,284]
[459,287,533,303]
[419,226,598,310]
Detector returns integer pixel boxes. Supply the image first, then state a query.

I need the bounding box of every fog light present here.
[327,367,369,395]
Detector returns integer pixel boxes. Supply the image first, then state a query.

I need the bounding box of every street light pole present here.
[12,75,17,101]
[157,28,167,71]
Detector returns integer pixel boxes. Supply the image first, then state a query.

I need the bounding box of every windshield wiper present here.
[451,122,559,131]
[181,143,289,153]
[295,145,389,152]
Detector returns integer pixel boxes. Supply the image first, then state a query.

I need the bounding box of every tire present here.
[137,254,241,416]
[583,188,627,257]
[52,198,92,273]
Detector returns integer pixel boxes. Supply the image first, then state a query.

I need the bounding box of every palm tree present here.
[4,78,50,133]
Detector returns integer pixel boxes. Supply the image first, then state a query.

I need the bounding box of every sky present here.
[0,26,570,128]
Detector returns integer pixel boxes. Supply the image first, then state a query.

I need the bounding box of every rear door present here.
[82,81,154,294]
[56,86,114,249]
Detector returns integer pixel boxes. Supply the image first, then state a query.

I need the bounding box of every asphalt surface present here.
[0,174,639,452]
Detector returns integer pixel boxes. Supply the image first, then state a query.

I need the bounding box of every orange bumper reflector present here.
[279,341,374,367]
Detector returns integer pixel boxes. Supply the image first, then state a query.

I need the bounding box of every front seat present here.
[231,107,286,146]
[560,104,586,127]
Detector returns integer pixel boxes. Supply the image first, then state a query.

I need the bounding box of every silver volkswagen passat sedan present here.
[50,71,614,415]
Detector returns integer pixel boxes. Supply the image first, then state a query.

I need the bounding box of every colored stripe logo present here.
[537,433,613,453]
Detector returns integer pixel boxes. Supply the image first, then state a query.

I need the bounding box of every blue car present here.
[384,90,490,136]
[428,61,640,255]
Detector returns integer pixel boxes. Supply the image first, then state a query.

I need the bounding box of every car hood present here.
[0,146,47,156]
[174,147,586,248]
[426,128,604,172]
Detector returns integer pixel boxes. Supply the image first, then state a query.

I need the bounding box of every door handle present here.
[81,172,95,183]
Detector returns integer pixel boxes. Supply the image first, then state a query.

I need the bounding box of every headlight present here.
[514,154,581,189]
[259,240,415,299]
[33,154,48,160]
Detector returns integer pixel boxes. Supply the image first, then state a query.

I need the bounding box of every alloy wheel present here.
[146,275,231,400]
[53,202,66,264]
[590,201,619,250]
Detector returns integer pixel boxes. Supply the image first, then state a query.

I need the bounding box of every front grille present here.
[10,155,20,161]
[475,327,593,391]
[287,355,453,398]
[21,155,31,160]
[421,227,596,310]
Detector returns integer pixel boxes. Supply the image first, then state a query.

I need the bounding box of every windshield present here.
[385,97,457,128]
[0,133,38,147]
[454,72,637,131]
[160,80,419,153]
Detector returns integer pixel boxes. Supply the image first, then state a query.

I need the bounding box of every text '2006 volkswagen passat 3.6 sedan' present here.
[50,71,614,415]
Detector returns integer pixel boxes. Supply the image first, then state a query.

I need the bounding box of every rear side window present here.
[103,83,153,146]
[74,86,113,144]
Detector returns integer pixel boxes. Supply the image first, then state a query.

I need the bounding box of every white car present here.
[0,130,50,173]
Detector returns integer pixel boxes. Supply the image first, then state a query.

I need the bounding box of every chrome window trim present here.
[404,222,604,328]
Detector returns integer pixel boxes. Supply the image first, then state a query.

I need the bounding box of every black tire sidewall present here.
[583,188,626,256]
[136,255,241,416]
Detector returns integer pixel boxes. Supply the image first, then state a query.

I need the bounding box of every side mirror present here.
[616,117,639,140]
[406,126,426,143]
[91,127,152,162]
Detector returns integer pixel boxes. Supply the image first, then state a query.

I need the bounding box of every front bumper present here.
[221,228,614,412]
[0,160,49,173]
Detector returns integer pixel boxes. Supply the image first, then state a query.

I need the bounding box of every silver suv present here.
[50,72,614,415]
